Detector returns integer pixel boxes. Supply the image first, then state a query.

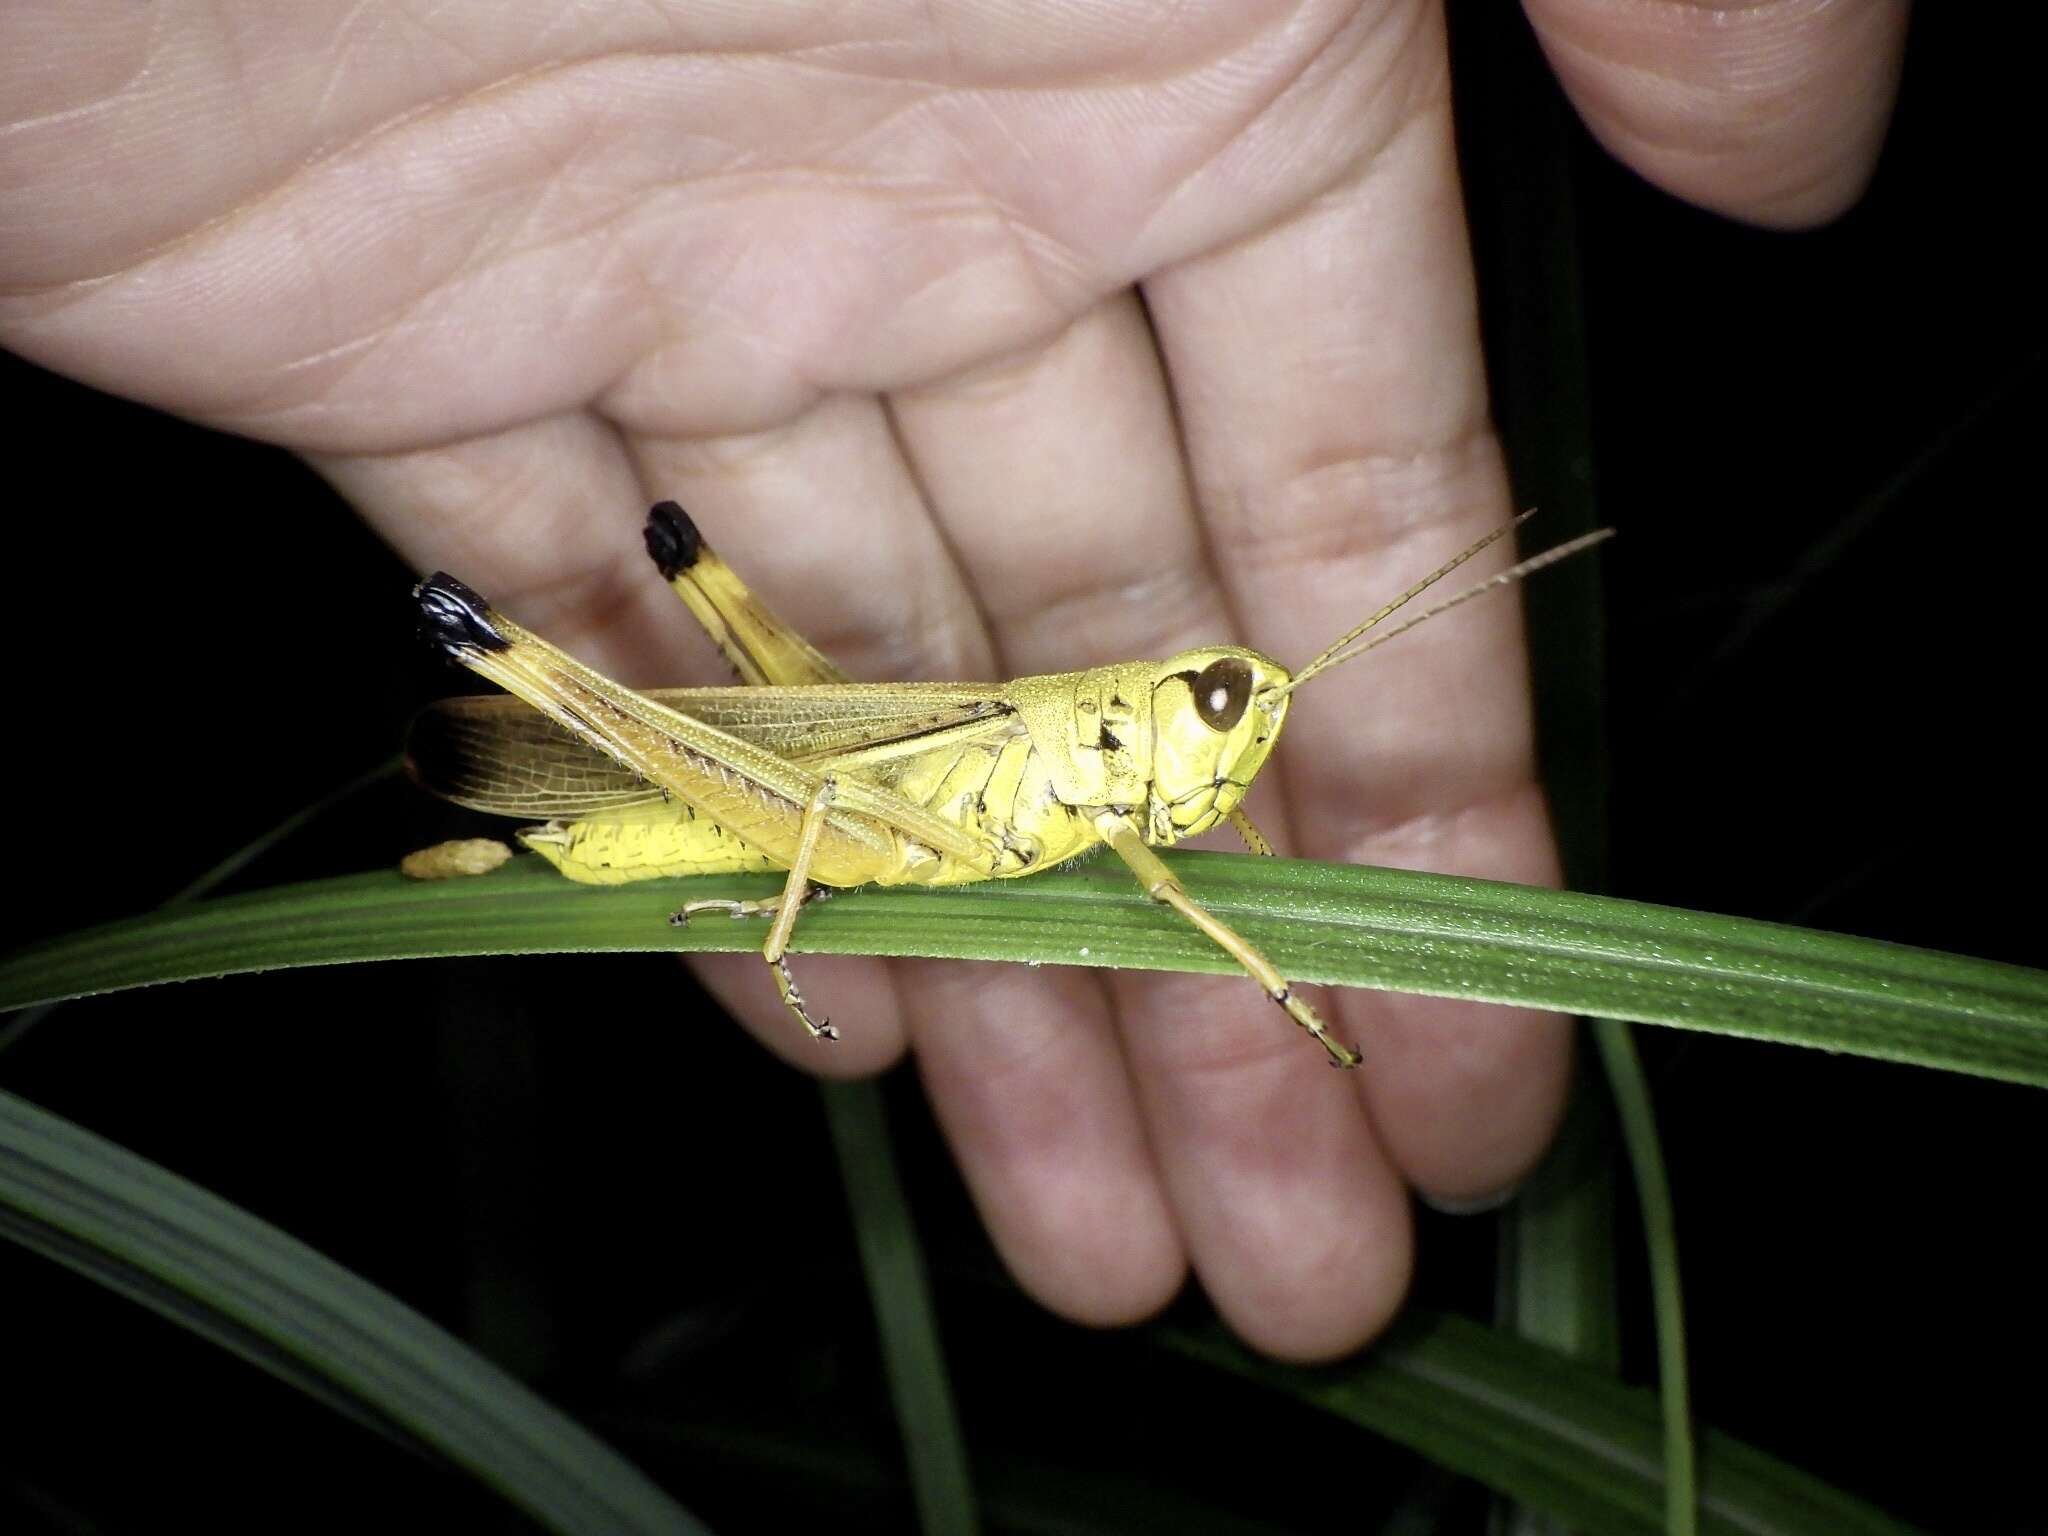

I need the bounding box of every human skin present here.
[0,0,1907,1360]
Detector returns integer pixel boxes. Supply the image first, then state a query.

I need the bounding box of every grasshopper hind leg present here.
[642,499,851,1048]
[643,501,849,688]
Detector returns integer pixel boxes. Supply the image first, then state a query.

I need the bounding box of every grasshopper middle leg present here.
[670,776,843,1043]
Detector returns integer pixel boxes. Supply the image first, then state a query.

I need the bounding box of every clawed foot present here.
[670,887,833,927]
[1270,986,1362,1069]
[670,896,776,927]
[667,890,839,1045]
[775,956,836,1041]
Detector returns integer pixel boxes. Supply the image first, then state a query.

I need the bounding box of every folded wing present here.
[407,684,1017,820]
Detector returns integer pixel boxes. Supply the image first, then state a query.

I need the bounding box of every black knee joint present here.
[644,501,704,579]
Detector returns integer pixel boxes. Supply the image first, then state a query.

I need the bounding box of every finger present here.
[888,298,1210,1322]
[1143,16,1572,1217]
[686,952,911,1080]
[1523,0,1912,227]
[1117,970,1414,1361]
[895,290,1408,1357]
[891,297,1228,669]
[913,962,1185,1327]
[634,388,1184,1323]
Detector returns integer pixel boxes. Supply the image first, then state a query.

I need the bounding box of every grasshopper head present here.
[1137,519,1614,846]
[1146,646,1293,841]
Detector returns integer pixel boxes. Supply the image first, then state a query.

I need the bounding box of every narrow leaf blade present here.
[1160,1312,1924,1536]
[0,1089,708,1536]
[4,852,2044,1087]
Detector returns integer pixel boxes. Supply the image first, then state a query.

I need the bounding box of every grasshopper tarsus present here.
[1312,1031,1365,1070]
[1270,987,1363,1069]
[672,896,777,926]
[773,956,834,1041]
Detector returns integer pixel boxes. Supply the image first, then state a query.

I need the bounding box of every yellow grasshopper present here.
[410,503,1608,1066]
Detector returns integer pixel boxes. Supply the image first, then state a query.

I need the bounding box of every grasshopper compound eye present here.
[1193,657,1253,731]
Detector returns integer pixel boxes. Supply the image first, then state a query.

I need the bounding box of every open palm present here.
[0,0,1905,1357]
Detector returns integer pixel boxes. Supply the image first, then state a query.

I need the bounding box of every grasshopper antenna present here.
[1277,517,1612,695]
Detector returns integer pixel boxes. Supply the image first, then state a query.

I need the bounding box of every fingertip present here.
[907,963,1190,1329]
[686,953,912,1078]
[1206,1194,1414,1365]
[992,1189,1190,1331]
[1353,998,1575,1206]
[1526,0,1910,229]
[1117,973,1419,1363]
[1416,1180,1525,1218]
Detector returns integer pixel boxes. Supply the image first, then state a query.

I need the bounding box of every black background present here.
[3,6,2042,1533]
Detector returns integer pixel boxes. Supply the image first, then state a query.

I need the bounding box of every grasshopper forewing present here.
[411,502,1611,1066]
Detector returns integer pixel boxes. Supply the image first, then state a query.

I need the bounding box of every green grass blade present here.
[819,1080,980,1536]
[1497,1063,1621,1371]
[1159,1310,1924,1536]
[4,852,2045,1087]
[1495,1070,1623,1536]
[0,1089,709,1536]
[1590,1024,1695,1536]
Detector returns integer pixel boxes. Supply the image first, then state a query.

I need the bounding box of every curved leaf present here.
[0,1089,708,1536]
[4,853,2043,1088]
[1161,1311,1923,1536]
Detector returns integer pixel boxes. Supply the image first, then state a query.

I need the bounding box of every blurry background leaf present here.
[0,1087,707,1535]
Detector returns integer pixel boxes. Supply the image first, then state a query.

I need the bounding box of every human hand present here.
[0,0,1906,1359]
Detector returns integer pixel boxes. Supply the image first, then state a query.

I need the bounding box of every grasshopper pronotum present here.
[411,504,1608,1066]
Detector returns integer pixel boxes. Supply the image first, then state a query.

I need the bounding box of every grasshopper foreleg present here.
[1093,812,1362,1069]
[1225,806,1276,858]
